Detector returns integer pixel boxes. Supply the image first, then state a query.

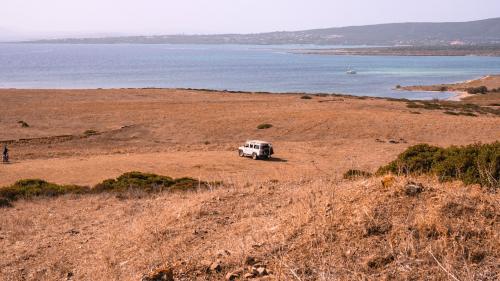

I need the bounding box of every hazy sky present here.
[1,0,499,39]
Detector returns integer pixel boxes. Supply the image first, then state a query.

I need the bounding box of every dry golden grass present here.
[0,175,498,280]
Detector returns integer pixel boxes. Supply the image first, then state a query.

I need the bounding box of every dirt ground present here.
[1,88,499,186]
[0,88,499,281]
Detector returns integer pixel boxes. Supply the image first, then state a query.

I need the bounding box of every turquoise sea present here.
[1,44,500,99]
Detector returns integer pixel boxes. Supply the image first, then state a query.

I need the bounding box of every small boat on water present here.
[346,68,357,74]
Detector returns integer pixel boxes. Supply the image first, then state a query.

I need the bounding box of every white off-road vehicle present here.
[238,140,274,160]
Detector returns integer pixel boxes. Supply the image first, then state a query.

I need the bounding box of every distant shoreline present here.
[399,75,500,101]
[296,46,500,57]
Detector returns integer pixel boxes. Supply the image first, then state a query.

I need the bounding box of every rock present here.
[244,272,255,279]
[256,267,268,276]
[209,260,222,272]
[381,175,395,188]
[244,256,257,266]
[217,249,231,258]
[225,269,242,280]
[142,267,174,281]
[405,182,424,196]
[67,229,80,235]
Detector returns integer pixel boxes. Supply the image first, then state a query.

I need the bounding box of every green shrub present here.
[257,123,273,130]
[459,112,477,117]
[93,172,175,193]
[18,121,29,128]
[378,144,443,175]
[0,172,222,206]
[83,129,99,136]
[93,171,215,193]
[0,198,12,208]
[343,169,372,180]
[300,95,312,99]
[443,111,477,117]
[378,143,499,190]
[467,86,488,94]
[406,101,500,116]
[0,179,89,201]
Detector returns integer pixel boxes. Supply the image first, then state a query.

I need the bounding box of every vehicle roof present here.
[246,140,271,144]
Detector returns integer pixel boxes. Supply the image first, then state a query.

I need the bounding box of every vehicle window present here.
[250,144,253,148]
[245,144,249,147]
[255,145,260,149]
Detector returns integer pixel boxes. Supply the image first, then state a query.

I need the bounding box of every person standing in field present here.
[2,145,9,163]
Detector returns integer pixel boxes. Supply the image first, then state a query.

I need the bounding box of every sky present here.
[1,0,500,40]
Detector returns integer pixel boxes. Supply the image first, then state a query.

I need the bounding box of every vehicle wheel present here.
[239,150,244,157]
[252,153,258,160]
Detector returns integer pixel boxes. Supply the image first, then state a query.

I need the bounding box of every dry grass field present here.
[0,87,499,280]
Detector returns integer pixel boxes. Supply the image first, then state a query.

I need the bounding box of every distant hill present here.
[28,17,500,45]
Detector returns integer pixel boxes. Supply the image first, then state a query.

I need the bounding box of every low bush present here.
[378,142,499,190]
[0,179,89,201]
[406,101,500,116]
[0,198,12,208]
[467,86,488,94]
[300,95,312,99]
[18,120,29,128]
[257,123,273,130]
[83,129,99,136]
[93,171,215,193]
[0,172,221,206]
[343,169,372,180]
[443,111,477,117]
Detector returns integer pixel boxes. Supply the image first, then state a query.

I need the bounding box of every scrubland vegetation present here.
[378,142,499,190]
[0,172,214,207]
[406,100,500,116]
